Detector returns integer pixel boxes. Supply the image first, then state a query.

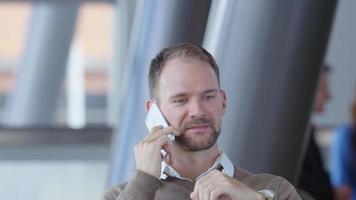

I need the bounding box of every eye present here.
[173,98,187,105]
[203,94,216,101]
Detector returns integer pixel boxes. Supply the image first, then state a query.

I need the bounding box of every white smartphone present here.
[145,103,175,141]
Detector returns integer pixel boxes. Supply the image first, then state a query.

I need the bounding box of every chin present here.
[176,135,218,151]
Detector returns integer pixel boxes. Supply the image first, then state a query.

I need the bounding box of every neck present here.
[169,144,220,180]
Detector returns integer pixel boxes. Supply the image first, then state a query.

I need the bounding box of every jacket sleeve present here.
[103,170,162,200]
[275,177,301,200]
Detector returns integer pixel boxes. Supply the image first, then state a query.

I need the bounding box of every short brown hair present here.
[148,43,220,99]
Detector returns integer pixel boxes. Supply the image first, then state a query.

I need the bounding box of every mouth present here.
[186,124,211,133]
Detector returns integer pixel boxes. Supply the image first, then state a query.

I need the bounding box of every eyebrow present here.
[169,89,219,100]
[202,89,219,94]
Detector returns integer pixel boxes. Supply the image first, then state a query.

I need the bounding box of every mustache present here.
[181,118,213,130]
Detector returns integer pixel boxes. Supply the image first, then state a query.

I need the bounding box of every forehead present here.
[157,57,219,98]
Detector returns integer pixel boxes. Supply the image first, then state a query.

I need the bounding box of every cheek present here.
[209,102,224,115]
[164,108,186,128]
[211,106,224,125]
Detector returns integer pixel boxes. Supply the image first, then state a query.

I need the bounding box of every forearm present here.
[276,178,301,200]
[104,170,161,200]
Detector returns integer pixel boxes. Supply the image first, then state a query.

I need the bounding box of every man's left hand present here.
[190,169,264,200]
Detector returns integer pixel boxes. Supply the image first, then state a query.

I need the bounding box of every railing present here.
[0,126,113,160]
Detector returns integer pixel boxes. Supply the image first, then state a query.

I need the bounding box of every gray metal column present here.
[108,0,211,185]
[3,2,79,127]
[204,0,337,183]
[107,0,137,126]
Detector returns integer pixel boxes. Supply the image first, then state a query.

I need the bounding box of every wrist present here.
[134,170,162,187]
[257,190,274,200]
[256,192,265,200]
[136,168,161,179]
[136,166,161,178]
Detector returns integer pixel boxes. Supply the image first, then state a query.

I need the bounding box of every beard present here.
[175,117,220,151]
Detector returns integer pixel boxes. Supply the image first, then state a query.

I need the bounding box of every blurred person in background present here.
[298,65,335,200]
[331,86,356,200]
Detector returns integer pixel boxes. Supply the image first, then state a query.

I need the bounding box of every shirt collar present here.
[160,151,235,181]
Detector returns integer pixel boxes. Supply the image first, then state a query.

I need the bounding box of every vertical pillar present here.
[107,0,211,185]
[3,2,79,127]
[107,0,137,126]
[204,0,337,183]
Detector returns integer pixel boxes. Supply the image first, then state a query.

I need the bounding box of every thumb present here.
[190,191,197,200]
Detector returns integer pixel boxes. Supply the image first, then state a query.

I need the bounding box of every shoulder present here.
[234,166,300,199]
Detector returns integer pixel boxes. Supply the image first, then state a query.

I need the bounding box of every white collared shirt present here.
[159,151,275,199]
[159,151,235,181]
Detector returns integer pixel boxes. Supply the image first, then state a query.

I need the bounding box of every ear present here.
[145,99,154,112]
[220,90,227,114]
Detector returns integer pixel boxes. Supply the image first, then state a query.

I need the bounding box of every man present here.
[298,66,335,199]
[104,44,300,200]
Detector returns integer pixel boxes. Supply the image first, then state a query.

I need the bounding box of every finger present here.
[163,140,177,163]
[198,184,205,200]
[202,182,215,200]
[190,190,197,200]
[149,125,164,134]
[153,134,172,150]
[210,189,220,200]
[163,145,174,164]
[194,171,223,200]
[200,182,221,200]
[203,187,210,200]
[207,182,221,200]
[196,177,215,200]
[210,187,225,200]
[192,180,204,200]
[143,126,174,142]
[141,125,163,142]
[191,183,199,200]
[170,126,181,136]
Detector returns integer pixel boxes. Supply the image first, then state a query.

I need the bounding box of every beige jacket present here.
[104,166,301,200]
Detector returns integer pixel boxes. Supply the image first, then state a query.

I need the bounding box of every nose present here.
[188,99,206,118]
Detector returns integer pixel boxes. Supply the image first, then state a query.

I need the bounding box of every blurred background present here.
[0,0,355,199]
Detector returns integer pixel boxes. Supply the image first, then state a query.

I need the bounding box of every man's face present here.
[314,72,332,113]
[153,57,226,151]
